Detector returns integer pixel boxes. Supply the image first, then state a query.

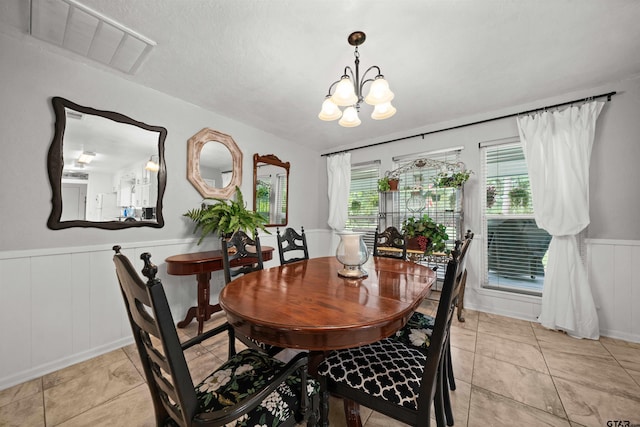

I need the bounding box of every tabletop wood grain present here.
[220,256,436,351]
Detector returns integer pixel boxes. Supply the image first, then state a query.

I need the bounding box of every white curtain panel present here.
[326,152,351,231]
[517,101,604,339]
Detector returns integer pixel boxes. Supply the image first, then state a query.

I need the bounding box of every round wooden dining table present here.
[219,255,436,351]
[220,255,436,427]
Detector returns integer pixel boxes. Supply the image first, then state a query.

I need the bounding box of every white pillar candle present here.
[342,233,361,265]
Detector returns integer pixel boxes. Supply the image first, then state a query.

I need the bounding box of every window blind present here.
[277,173,287,224]
[346,162,380,248]
[481,142,551,295]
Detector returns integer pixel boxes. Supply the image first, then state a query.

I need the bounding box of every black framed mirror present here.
[47,97,167,230]
[253,154,290,227]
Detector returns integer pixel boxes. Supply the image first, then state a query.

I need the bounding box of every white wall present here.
[0,31,328,252]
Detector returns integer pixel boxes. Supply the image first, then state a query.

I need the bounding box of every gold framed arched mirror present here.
[187,128,242,199]
[253,154,290,227]
[47,97,167,230]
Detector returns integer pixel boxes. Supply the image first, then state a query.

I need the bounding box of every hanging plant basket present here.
[434,169,472,188]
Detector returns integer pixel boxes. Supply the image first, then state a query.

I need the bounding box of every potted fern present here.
[184,186,269,244]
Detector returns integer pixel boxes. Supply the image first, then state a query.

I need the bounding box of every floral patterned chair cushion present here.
[392,311,435,350]
[194,349,319,427]
[317,338,426,411]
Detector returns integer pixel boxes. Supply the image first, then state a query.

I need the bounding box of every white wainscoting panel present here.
[31,253,74,367]
[0,240,197,390]
[0,258,32,381]
[587,239,640,343]
[0,230,336,391]
[447,237,640,344]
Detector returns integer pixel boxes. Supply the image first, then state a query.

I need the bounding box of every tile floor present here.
[1,297,640,427]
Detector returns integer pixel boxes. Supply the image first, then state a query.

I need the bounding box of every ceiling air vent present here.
[29,0,156,74]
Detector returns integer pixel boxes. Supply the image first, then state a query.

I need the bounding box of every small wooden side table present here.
[165,247,274,334]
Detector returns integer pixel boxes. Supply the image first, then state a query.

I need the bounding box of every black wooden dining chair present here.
[373,226,408,260]
[221,230,283,356]
[221,230,265,284]
[391,230,474,425]
[317,252,461,427]
[276,226,310,265]
[112,246,318,427]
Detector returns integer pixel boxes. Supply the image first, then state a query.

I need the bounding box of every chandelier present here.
[318,31,396,127]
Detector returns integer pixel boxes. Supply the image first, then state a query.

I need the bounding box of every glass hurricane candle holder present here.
[336,231,369,278]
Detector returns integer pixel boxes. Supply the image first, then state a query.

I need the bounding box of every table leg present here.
[343,399,363,427]
[308,351,330,427]
[311,351,362,427]
[176,272,222,335]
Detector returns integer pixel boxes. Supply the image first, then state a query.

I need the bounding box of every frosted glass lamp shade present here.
[318,97,342,121]
[339,106,361,127]
[371,101,397,120]
[364,77,394,105]
[331,76,358,106]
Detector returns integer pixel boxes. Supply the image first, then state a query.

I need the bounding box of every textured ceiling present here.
[3,0,640,154]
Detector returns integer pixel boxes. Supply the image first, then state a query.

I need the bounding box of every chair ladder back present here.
[113,246,314,427]
[114,260,161,338]
[221,231,264,285]
[416,252,460,419]
[113,248,198,427]
[276,226,309,265]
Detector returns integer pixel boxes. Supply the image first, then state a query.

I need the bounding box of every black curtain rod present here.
[320,91,617,157]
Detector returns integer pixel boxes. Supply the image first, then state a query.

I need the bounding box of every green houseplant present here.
[184,186,269,244]
[401,214,449,254]
[509,182,530,210]
[377,177,391,192]
[434,169,472,188]
[256,180,270,200]
[378,176,400,192]
[486,185,497,208]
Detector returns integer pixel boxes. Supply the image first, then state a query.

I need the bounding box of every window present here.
[276,173,287,224]
[346,162,380,248]
[481,140,551,295]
